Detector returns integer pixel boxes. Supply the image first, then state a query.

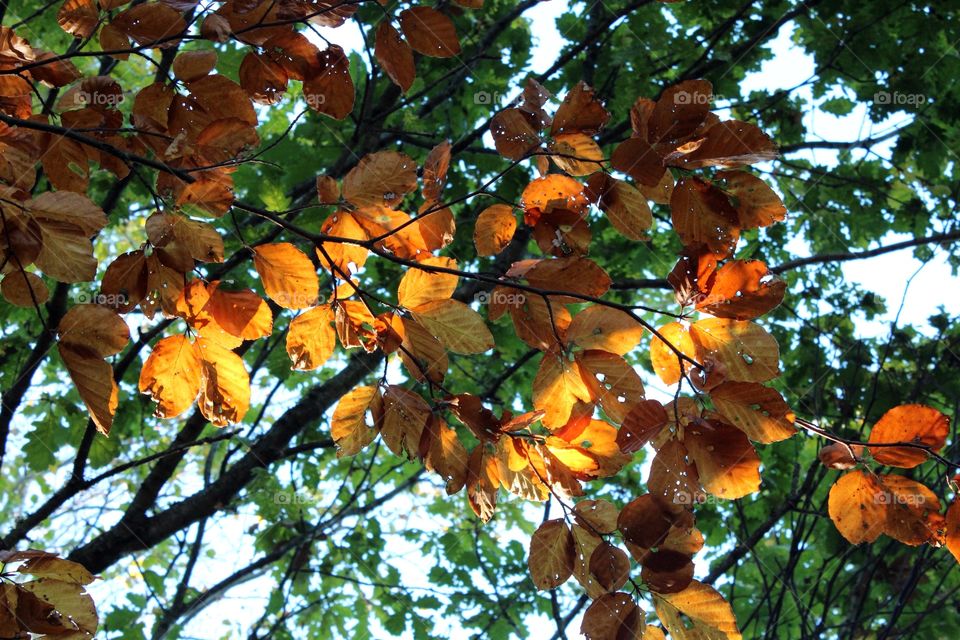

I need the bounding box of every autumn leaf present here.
[528,519,575,590]
[331,385,380,457]
[473,204,517,256]
[139,334,202,419]
[398,7,461,58]
[286,305,337,371]
[253,243,319,309]
[411,298,494,354]
[867,404,949,468]
[654,580,742,640]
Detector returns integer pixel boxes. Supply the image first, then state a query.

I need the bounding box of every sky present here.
[72,3,960,639]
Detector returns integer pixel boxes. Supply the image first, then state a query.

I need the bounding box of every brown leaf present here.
[585,173,652,241]
[302,45,354,119]
[172,50,217,82]
[528,519,575,590]
[375,21,415,93]
[573,499,620,534]
[466,445,499,522]
[490,108,541,160]
[611,136,665,186]
[617,400,669,453]
[111,3,186,49]
[670,176,740,256]
[580,592,645,639]
[589,542,631,592]
[641,549,694,594]
[551,81,610,136]
[398,7,461,58]
[342,150,417,209]
[1,270,48,308]
[666,120,777,169]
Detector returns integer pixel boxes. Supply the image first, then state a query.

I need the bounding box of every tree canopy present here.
[0,0,959,638]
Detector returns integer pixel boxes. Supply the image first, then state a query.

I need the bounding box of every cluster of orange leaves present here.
[1,2,958,638]
[822,405,960,559]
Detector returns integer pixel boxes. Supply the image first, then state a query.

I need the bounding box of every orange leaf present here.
[696,260,785,320]
[194,338,250,427]
[690,318,779,383]
[566,306,643,355]
[331,385,380,457]
[709,382,795,443]
[397,256,458,308]
[533,350,594,428]
[827,469,887,544]
[649,321,698,386]
[286,305,336,371]
[946,500,960,564]
[473,204,517,256]
[138,334,202,419]
[867,404,949,468]
[253,243,319,309]
[684,419,760,499]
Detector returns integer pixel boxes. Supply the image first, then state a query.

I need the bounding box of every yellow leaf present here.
[253,242,319,309]
[331,385,379,457]
[138,334,202,419]
[194,338,250,427]
[411,298,494,354]
[690,318,779,383]
[566,306,643,356]
[654,580,742,640]
[397,256,458,308]
[286,305,337,371]
[533,350,594,428]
